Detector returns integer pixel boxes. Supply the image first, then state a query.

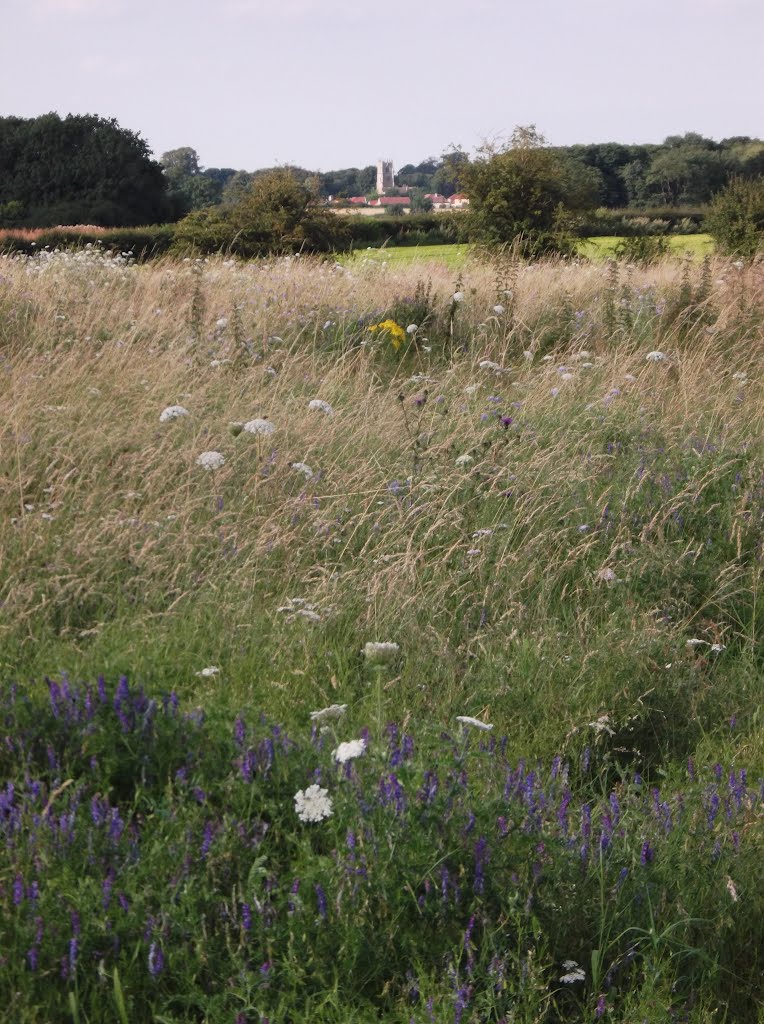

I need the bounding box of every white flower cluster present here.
[332,738,367,764]
[456,716,494,732]
[291,462,314,479]
[242,418,276,436]
[309,703,348,723]
[159,405,190,423]
[362,641,400,664]
[195,666,220,678]
[559,960,586,984]
[196,451,225,471]
[277,597,322,623]
[294,784,333,823]
[308,399,334,415]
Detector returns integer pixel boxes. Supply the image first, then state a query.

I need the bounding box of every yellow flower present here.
[373,319,406,351]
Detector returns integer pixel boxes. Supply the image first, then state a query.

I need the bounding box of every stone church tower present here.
[376,159,394,194]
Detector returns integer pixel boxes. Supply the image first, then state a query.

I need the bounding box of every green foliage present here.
[707,176,764,259]
[460,126,588,256]
[173,169,346,257]
[0,113,170,227]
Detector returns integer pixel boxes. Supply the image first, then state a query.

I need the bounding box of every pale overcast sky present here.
[2,0,762,171]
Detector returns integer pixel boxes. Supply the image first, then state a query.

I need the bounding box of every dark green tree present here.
[0,113,170,226]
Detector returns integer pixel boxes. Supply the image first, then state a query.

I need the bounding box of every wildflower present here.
[596,567,618,584]
[726,876,739,902]
[159,405,190,422]
[308,399,333,415]
[362,641,399,664]
[523,350,533,360]
[310,703,348,723]
[294,784,333,823]
[456,716,494,732]
[646,350,667,362]
[332,738,367,764]
[492,303,505,314]
[732,371,748,382]
[196,451,225,471]
[455,454,474,466]
[195,666,220,678]
[560,372,575,380]
[710,643,726,653]
[148,942,164,977]
[559,960,586,984]
[242,418,276,436]
[589,714,615,736]
[215,317,229,329]
[452,291,464,302]
[406,323,418,334]
[291,462,313,478]
[478,360,503,372]
[371,319,406,350]
[686,638,709,647]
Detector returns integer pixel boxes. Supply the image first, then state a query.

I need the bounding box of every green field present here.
[345,235,715,269]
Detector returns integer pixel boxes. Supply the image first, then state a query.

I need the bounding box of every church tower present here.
[376,159,394,194]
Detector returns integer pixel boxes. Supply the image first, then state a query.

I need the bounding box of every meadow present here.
[1,244,763,1022]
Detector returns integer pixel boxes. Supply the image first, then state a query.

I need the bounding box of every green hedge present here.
[576,207,706,237]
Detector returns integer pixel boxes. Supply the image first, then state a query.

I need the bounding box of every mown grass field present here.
[344,235,715,269]
[1,247,762,1023]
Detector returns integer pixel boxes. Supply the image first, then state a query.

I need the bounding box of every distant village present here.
[327,159,469,215]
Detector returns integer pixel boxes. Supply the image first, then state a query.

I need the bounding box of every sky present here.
[2,0,763,173]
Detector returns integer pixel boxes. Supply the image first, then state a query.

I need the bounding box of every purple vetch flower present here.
[640,841,654,865]
[473,836,489,894]
[68,937,78,974]
[148,942,164,977]
[288,878,300,914]
[260,960,272,977]
[102,872,114,910]
[500,415,513,429]
[241,902,252,932]
[13,874,24,906]
[315,884,328,920]
[595,993,607,1017]
[200,821,215,858]
[27,947,38,971]
[118,893,130,913]
[234,716,246,747]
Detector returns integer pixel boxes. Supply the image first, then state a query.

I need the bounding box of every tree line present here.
[2,112,764,231]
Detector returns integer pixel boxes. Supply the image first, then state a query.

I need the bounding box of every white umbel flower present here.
[310,703,348,723]
[478,360,503,372]
[294,784,333,823]
[243,418,276,436]
[332,738,367,764]
[456,716,494,732]
[455,454,474,466]
[406,324,418,334]
[559,961,586,984]
[291,462,314,479]
[195,666,220,677]
[362,641,400,664]
[196,451,225,471]
[646,350,667,362]
[492,304,505,315]
[452,291,464,302]
[159,405,190,422]
[308,399,334,415]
